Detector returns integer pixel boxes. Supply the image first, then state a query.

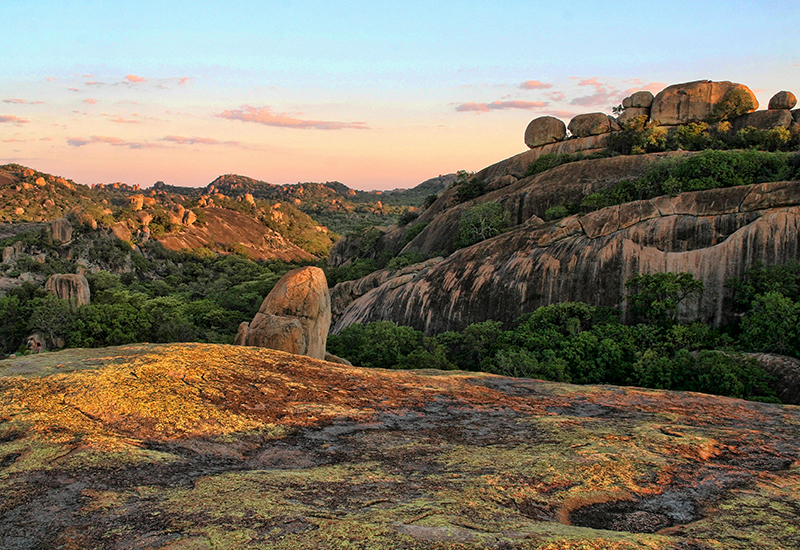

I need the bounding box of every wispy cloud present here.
[84,98,98,105]
[85,81,104,86]
[125,74,146,83]
[455,100,548,113]
[0,115,30,124]
[3,99,25,104]
[109,117,140,124]
[162,135,241,146]
[66,135,164,149]
[178,77,192,85]
[547,91,566,101]
[570,77,622,107]
[520,80,553,90]
[217,105,369,130]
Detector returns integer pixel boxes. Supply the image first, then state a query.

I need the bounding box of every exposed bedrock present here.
[332,180,800,335]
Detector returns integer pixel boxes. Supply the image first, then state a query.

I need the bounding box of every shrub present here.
[544,205,568,221]
[402,222,428,246]
[453,170,485,203]
[326,321,425,369]
[710,87,758,122]
[626,272,704,326]
[454,201,511,249]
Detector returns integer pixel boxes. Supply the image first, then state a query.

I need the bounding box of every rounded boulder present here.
[524,116,566,148]
[568,113,611,137]
[650,80,757,125]
[768,91,797,110]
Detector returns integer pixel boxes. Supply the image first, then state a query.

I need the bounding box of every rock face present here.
[524,116,566,148]
[768,91,797,110]
[50,217,72,243]
[617,107,650,125]
[567,112,611,137]
[237,266,331,359]
[1,342,798,549]
[750,353,800,405]
[44,273,91,306]
[650,80,758,125]
[333,180,800,335]
[731,109,794,132]
[2,241,24,263]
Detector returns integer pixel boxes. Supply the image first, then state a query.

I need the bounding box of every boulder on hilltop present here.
[524,116,566,148]
[567,112,611,137]
[650,80,757,125]
[769,90,797,110]
[236,266,331,359]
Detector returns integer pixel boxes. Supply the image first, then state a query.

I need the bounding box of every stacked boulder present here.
[617,91,654,125]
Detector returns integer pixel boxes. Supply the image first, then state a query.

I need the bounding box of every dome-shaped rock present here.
[524,116,566,148]
[650,80,757,125]
[45,274,91,306]
[50,218,73,243]
[568,113,611,138]
[768,91,797,110]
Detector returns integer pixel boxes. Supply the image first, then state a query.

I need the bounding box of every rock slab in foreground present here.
[236,266,331,359]
[0,343,798,549]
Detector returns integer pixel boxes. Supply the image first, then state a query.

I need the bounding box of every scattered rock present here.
[768,91,797,110]
[50,218,73,243]
[237,266,332,360]
[245,193,256,206]
[183,210,197,226]
[650,80,757,125]
[111,222,133,243]
[136,211,153,227]
[524,116,567,148]
[42,198,55,209]
[45,273,91,306]
[568,113,611,137]
[13,207,24,215]
[34,177,46,187]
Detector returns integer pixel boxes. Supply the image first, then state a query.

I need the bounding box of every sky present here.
[1,1,799,191]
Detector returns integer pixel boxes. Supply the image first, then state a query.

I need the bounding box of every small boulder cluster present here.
[524,80,800,150]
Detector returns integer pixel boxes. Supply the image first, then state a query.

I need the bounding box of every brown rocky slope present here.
[1,343,799,549]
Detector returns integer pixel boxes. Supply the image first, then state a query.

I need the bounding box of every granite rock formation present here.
[524,116,567,148]
[49,217,72,243]
[769,90,797,110]
[236,266,331,359]
[333,180,800,335]
[44,273,91,306]
[650,80,757,125]
[567,112,611,137]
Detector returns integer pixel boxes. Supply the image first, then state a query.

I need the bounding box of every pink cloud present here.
[66,135,164,149]
[623,82,667,95]
[456,100,548,113]
[178,77,191,85]
[520,80,553,90]
[85,81,104,86]
[68,87,80,92]
[0,115,30,124]
[109,117,139,124]
[125,74,146,83]
[217,105,369,130]
[577,77,605,91]
[570,91,623,107]
[547,91,566,101]
[84,98,98,105]
[162,135,241,146]
[3,99,25,104]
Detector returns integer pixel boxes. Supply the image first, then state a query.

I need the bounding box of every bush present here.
[454,201,511,249]
[326,321,425,369]
[626,272,704,326]
[402,222,428,246]
[453,170,484,203]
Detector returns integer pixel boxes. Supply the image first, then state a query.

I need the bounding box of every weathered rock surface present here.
[0,343,798,549]
[334,180,800,335]
[650,80,757,125]
[2,241,24,263]
[768,90,797,110]
[49,217,72,243]
[44,273,91,306]
[568,112,611,137]
[237,266,331,359]
[524,116,566,148]
[628,90,655,108]
[731,109,794,132]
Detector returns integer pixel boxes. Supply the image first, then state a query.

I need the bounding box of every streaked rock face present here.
[333,181,800,335]
[44,273,91,306]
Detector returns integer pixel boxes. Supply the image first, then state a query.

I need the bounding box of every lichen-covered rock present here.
[731,109,794,132]
[568,112,611,137]
[524,116,567,148]
[2,241,24,263]
[768,91,797,110]
[650,80,757,125]
[238,266,331,359]
[44,273,91,306]
[50,217,73,243]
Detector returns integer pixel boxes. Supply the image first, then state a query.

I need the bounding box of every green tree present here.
[454,201,511,249]
[626,272,704,326]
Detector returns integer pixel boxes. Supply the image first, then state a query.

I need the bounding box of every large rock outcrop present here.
[236,266,331,359]
[44,273,91,306]
[650,80,757,125]
[333,180,800,335]
[50,217,72,243]
[524,116,566,148]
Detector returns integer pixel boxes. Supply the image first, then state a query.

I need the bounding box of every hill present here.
[1,343,798,549]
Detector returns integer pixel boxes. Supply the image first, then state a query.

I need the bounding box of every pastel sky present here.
[1,0,799,190]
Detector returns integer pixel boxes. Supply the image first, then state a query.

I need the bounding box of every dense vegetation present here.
[0,230,306,353]
[329,266,800,402]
